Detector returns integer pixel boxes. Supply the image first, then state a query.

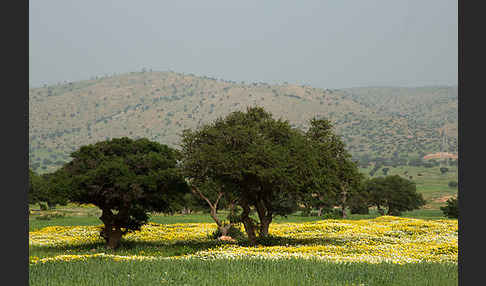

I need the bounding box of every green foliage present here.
[181,107,323,243]
[321,210,342,219]
[304,118,364,218]
[29,169,68,207]
[365,175,426,216]
[59,137,189,248]
[28,169,43,204]
[440,197,458,218]
[382,167,390,176]
[440,167,449,174]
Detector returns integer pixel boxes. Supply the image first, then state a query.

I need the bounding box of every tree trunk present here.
[259,217,272,237]
[242,218,257,244]
[219,224,231,237]
[255,199,272,237]
[240,201,257,244]
[107,229,123,249]
[190,186,233,237]
[341,185,347,219]
[99,209,124,249]
[318,206,323,217]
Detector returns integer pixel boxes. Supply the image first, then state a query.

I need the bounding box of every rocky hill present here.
[29,71,457,173]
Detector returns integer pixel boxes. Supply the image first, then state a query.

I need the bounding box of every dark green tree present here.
[382,167,390,176]
[365,175,426,216]
[440,167,449,174]
[440,197,458,218]
[28,169,43,204]
[60,137,189,249]
[305,118,364,218]
[348,188,370,214]
[28,169,69,208]
[181,107,321,244]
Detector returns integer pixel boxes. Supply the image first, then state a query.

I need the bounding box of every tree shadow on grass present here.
[30,235,359,258]
[241,235,354,247]
[29,239,226,258]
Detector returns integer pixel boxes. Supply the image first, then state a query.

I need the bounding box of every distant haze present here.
[29,0,457,89]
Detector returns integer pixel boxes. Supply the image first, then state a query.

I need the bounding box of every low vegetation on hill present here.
[29,70,457,173]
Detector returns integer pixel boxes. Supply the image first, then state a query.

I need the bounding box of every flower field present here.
[29,216,457,265]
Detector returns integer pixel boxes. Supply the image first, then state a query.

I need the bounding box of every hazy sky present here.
[29,0,457,89]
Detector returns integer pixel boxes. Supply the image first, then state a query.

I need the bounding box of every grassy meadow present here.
[30,259,457,286]
[29,166,458,285]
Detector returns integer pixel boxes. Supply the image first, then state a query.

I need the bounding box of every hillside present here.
[29,71,457,173]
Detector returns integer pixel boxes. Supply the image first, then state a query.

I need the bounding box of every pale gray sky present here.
[29,0,457,89]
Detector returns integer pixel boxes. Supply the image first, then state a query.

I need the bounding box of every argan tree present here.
[181,107,321,244]
[365,175,426,216]
[305,118,364,218]
[60,137,189,249]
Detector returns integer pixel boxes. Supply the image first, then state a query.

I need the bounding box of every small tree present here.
[440,167,449,174]
[28,169,68,208]
[382,167,389,176]
[60,137,189,249]
[365,175,425,216]
[440,197,458,218]
[305,118,364,218]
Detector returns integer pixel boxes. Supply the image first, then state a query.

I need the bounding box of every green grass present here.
[29,202,456,285]
[29,258,457,286]
[29,216,102,232]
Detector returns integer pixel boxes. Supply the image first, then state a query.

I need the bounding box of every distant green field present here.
[359,165,458,208]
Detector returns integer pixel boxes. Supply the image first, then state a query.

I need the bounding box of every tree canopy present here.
[181,107,323,243]
[60,137,189,248]
[28,168,68,208]
[304,118,364,218]
[365,175,425,216]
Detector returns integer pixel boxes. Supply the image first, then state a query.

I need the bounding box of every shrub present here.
[440,197,458,218]
[448,181,458,188]
[440,167,449,174]
[322,210,342,219]
[39,203,48,211]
